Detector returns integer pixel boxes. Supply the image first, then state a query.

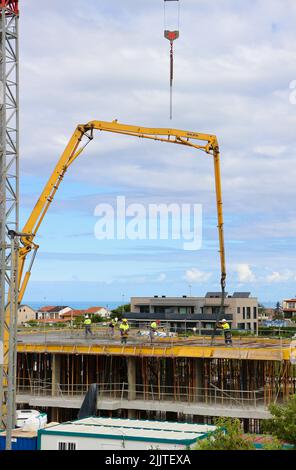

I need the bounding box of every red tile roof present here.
[85,307,105,314]
[39,306,55,312]
[61,309,85,318]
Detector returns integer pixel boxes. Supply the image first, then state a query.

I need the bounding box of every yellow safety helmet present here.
[122,318,128,322]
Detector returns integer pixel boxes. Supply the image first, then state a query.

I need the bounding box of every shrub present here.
[262,394,296,446]
[194,417,255,450]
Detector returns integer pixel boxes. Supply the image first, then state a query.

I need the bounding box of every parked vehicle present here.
[16,409,47,430]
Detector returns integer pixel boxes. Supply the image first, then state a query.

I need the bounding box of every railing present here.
[16,379,52,396]
[18,322,296,342]
[16,379,267,408]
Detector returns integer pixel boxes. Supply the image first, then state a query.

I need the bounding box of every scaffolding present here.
[15,349,296,431]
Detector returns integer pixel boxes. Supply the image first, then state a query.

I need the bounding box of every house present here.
[84,307,110,319]
[17,305,36,325]
[258,308,274,323]
[36,306,55,320]
[36,306,72,320]
[127,292,258,333]
[282,299,296,320]
[60,309,86,321]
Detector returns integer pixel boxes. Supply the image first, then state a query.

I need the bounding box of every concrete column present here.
[51,354,61,397]
[51,407,59,423]
[194,359,204,403]
[127,357,136,419]
[127,357,136,400]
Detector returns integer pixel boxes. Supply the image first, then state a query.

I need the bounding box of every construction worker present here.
[119,318,129,344]
[84,315,93,337]
[108,317,118,337]
[149,320,159,343]
[218,319,232,345]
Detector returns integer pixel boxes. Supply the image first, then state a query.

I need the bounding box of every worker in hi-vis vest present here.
[84,315,93,337]
[217,319,232,345]
[119,319,129,344]
[108,317,118,337]
[149,320,159,343]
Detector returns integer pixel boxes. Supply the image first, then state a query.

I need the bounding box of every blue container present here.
[0,435,37,450]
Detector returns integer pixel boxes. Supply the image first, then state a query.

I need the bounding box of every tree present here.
[258,303,266,319]
[263,394,296,446]
[73,315,84,326]
[111,304,131,320]
[261,437,283,450]
[194,417,255,450]
[91,314,104,323]
[258,303,265,310]
[273,301,283,320]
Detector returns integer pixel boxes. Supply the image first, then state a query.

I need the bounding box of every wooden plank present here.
[247,350,283,361]
[212,349,249,359]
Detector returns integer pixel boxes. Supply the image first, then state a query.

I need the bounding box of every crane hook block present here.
[164,30,179,42]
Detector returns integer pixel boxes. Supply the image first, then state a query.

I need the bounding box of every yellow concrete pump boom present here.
[2,120,226,415]
[17,120,226,302]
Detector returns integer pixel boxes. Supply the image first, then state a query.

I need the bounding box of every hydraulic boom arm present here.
[17,120,226,301]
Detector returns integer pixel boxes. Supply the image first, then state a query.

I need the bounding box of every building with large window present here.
[126,292,258,333]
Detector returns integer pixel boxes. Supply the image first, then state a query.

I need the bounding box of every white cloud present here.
[254,145,287,157]
[20,0,296,229]
[235,264,256,282]
[266,271,293,282]
[184,268,211,283]
[157,273,167,282]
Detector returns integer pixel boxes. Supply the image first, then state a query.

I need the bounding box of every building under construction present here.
[1,1,296,449]
[16,331,296,433]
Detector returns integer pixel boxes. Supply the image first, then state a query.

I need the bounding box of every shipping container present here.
[0,431,37,451]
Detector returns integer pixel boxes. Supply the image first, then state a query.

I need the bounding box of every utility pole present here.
[0,0,19,450]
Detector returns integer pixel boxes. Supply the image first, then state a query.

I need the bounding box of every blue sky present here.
[20,0,296,305]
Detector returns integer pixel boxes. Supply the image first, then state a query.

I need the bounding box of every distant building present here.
[282,299,296,320]
[84,307,110,319]
[262,319,289,328]
[36,306,72,320]
[60,309,86,321]
[258,308,274,323]
[127,292,258,333]
[17,305,36,325]
[264,308,276,317]
[36,306,54,320]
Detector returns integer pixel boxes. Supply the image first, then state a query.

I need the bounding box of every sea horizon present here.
[22,299,277,311]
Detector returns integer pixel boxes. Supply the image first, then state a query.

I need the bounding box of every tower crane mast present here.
[0,0,20,449]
